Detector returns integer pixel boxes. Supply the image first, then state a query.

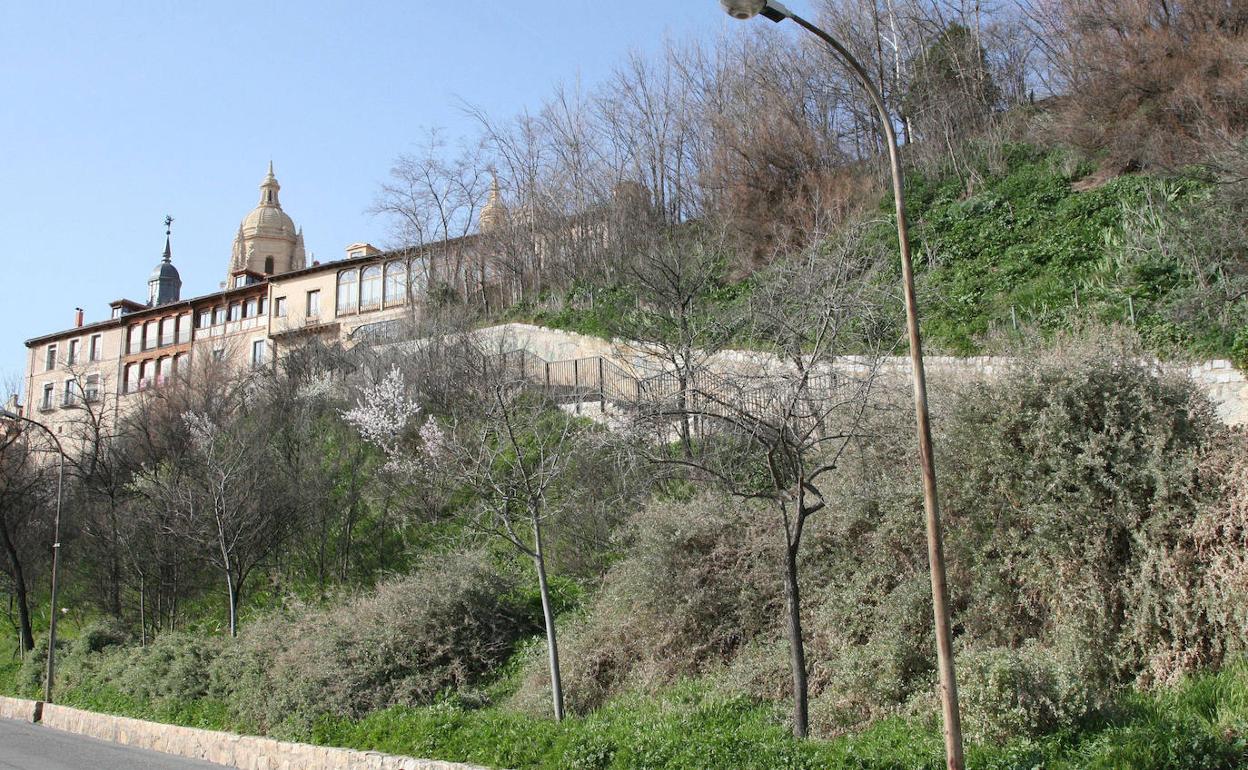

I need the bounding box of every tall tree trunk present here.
[783,543,809,739]
[225,572,239,637]
[0,521,34,652]
[532,518,564,721]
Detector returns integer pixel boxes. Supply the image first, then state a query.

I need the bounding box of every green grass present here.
[3,652,1245,769]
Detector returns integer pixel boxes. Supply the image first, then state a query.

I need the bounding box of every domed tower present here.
[149,216,182,306]
[228,162,306,282]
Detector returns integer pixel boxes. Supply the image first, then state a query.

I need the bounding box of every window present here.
[274,297,287,317]
[244,298,258,318]
[211,348,225,362]
[124,364,137,394]
[212,306,225,326]
[45,344,57,371]
[384,261,407,306]
[159,317,175,347]
[67,339,79,365]
[177,314,192,343]
[89,334,102,362]
[144,321,158,351]
[306,289,320,317]
[84,374,100,402]
[63,379,76,407]
[251,340,267,368]
[409,257,428,296]
[258,296,267,315]
[156,357,170,385]
[173,353,188,374]
[139,360,152,389]
[41,384,54,410]
[128,326,142,354]
[196,310,212,329]
[337,270,359,314]
[264,256,274,274]
[228,302,241,322]
[360,265,382,311]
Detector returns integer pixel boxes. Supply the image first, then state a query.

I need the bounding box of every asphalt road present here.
[0,718,234,770]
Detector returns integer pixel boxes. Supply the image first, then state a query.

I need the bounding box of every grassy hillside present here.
[512,143,1247,367]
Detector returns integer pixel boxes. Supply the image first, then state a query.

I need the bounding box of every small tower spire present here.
[163,215,174,262]
[149,215,182,306]
[259,162,281,206]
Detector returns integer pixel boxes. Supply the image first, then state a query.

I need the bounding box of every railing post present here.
[598,358,605,412]
[545,361,551,391]
[574,360,581,414]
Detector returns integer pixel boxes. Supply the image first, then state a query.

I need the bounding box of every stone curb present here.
[0,695,492,770]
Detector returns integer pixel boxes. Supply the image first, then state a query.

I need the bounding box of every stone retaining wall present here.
[0,698,490,770]
[0,694,40,722]
[475,323,1248,427]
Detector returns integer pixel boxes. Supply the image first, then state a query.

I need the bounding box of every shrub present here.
[512,494,783,715]
[958,644,1099,742]
[219,550,539,735]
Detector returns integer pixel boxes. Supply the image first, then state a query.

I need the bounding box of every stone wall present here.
[475,323,1248,427]
[0,695,40,722]
[0,697,490,770]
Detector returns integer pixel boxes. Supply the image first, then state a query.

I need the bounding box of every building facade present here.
[19,165,496,436]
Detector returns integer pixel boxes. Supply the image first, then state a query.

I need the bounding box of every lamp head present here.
[719,0,766,19]
[718,0,791,22]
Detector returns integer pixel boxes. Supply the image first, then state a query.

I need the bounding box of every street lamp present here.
[718,2,965,768]
[0,408,67,705]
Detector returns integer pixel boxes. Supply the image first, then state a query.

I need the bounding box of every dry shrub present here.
[1038,0,1248,167]
[511,494,784,715]
[214,551,536,735]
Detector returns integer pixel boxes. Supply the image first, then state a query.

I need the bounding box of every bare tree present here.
[633,229,887,738]
[0,420,54,653]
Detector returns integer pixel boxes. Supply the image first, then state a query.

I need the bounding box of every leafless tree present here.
[632,228,888,738]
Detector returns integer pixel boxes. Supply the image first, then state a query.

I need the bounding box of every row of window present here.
[336,260,422,316]
[39,374,101,411]
[44,334,104,371]
[195,296,268,330]
[123,354,191,394]
[127,314,193,355]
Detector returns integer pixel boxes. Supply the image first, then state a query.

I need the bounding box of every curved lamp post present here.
[0,408,67,704]
[717,2,964,767]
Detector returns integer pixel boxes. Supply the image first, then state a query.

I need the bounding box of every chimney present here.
[74,307,84,327]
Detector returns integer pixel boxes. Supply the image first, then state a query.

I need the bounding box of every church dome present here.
[241,204,296,237]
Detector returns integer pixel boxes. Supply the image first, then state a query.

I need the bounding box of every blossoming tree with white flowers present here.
[343,365,583,721]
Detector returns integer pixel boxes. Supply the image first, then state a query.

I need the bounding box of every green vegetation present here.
[6,656,1245,769]
[498,143,1248,368]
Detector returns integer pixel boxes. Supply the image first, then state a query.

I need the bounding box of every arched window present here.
[264,256,274,274]
[384,261,407,306]
[337,270,359,315]
[360,265,382,311]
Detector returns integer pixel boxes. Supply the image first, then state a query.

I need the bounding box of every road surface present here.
[0,718,234,770]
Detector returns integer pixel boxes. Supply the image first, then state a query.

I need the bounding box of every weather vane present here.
[164,214,174,235]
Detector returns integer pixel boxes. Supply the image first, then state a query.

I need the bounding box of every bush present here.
[512,494,783,715]
[958,644,1099,742]
[219,550,539,735]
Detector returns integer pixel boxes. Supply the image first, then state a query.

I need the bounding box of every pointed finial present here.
[163,215,174,262]
[268,159,274,176]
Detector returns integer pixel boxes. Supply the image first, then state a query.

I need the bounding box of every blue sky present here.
[0,1,741,390]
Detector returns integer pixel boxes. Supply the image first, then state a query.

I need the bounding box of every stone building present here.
[18,165,496,437]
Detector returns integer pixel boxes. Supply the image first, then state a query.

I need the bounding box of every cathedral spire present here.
[259,162,281,206]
